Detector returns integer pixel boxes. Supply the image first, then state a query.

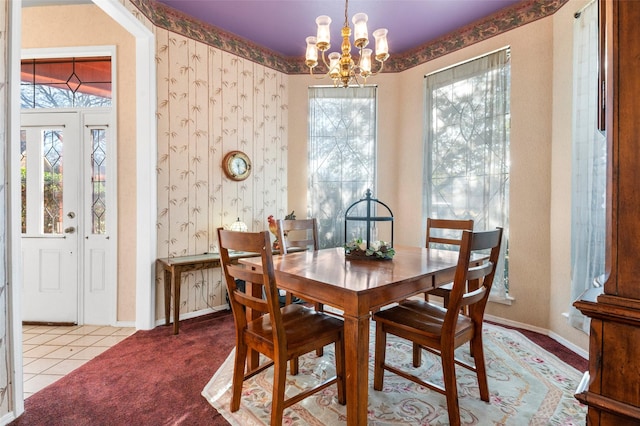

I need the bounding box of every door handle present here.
[64,226,76,234]
[67,212,76,219]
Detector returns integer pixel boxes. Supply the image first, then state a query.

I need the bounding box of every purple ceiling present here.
[156,0,523,57]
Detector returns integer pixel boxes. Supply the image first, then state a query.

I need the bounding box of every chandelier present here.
[304,0,389,88]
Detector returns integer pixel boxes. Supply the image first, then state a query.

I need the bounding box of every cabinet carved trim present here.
[575,391,640,422]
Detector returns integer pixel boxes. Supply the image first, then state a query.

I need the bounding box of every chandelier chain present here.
[344,0,349,27]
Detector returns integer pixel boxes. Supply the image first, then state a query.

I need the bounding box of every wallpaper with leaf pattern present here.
[126,1,288,320]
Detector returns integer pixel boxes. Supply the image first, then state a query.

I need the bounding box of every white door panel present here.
[84,247,108,324]
[22,240,77,322]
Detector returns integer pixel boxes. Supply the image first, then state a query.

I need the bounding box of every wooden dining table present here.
[240,245,461,426]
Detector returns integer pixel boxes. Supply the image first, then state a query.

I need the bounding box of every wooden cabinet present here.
[573,1,640,424]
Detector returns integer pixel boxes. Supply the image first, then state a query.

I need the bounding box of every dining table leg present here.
[343,312,370,426]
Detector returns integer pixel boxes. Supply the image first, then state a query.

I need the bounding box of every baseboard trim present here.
[154,305,229,328]
[485,314,589,360]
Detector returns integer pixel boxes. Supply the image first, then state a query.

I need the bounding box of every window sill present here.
[489,294,514,306]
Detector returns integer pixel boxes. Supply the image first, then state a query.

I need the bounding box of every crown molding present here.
[131,0,569,75]
[385,0,569,72]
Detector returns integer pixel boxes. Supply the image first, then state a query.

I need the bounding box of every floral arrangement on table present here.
[344,238,395,260]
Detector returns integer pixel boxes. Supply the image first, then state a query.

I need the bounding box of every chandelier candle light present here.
[305,0,389,88]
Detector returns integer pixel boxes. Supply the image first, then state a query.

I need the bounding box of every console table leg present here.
[173,272,182,335]
[164,269,172,327]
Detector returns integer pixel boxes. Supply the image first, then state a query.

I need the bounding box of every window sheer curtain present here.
[308,86,377,249]
[569,1,606,333]
[424,49,510,300]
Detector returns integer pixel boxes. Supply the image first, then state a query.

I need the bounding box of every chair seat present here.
[426,282,453,296]
[246,304,344,357]
[374,300,473,341]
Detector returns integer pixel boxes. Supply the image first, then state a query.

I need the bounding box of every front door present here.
[21,110,114,325]
[21,112,80,323]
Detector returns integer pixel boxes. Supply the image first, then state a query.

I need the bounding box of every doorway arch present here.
[8,0,156,417]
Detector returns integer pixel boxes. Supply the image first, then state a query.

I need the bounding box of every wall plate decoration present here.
[222,150,252,181]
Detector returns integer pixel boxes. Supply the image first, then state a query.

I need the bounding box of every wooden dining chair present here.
[423,218,474,307]
[276,218,319,253]
[276,218,319,304]
[373,228,503,426]
[217,228,346,426]
[275,218,325,373]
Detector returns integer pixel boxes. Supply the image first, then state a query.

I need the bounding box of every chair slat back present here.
[445,228,503,326]
[226,263,270,313]
[217,228,285,347]
[426,218,474,249]
[277,218,319,254]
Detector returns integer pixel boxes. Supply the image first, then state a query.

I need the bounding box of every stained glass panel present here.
[42,129,63,234]
[91,129,107,234]
[20,130,26,233]
[21,57,112,109]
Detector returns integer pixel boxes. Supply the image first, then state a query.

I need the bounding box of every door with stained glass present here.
[21,110,113,324]
[21,112,80,323]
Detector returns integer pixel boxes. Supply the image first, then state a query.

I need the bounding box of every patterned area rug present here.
[202,323,586,425]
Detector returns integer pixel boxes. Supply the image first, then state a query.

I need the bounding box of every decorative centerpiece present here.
[267,211,296,250]
[345,238,395,260]
[344,189,395,260]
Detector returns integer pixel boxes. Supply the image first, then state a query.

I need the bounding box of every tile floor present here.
[22,324,136,399]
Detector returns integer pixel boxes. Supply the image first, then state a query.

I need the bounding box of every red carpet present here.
[11,310,586,425]
[12,311,235,426]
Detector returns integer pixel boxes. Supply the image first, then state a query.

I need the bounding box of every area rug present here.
[202,322,586,425]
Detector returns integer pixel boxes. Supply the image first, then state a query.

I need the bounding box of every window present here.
[424,48,511,300]
[21,57,112,109]
[568,1,606,333]
[308,86,377,249]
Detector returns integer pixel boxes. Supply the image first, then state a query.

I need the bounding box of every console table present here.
[157,248,298,334]
[157,251,259,334]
